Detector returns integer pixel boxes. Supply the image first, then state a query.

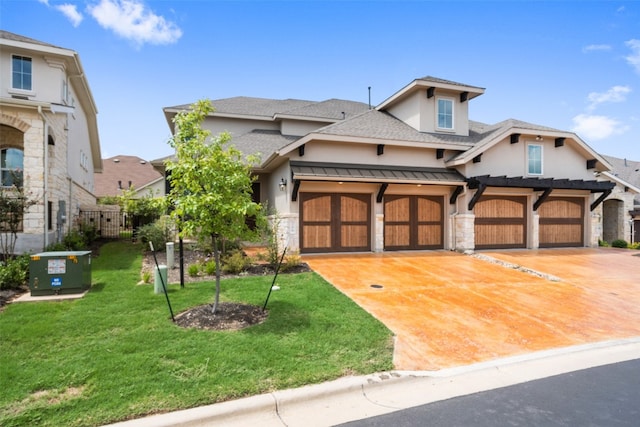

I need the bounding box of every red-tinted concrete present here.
[303,248,640,371]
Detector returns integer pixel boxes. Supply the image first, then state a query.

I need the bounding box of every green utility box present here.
[29,251,92,296]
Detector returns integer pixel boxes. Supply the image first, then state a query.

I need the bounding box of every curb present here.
[103,338,640,427]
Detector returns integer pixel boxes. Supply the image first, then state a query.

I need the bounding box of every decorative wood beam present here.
[450,186,464,205]
[555,137,565,147]
[468,183,486,210]
[436,148,445,159]
[510,133,521,144]
[533,188,553,211]
[591,189,612,211]
[291,179,300,202]
[376,183,388,203]
[377,144,384,156]
[427,87,435,98]
[298,144,305,157]
[473,154,482,163]
[460,92,469,103]
[586,159,597,169]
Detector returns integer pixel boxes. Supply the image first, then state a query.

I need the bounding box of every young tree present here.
[166,100,262,313]
[0,171,37,261]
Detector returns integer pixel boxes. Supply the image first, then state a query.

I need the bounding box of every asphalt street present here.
[338,359,640,426]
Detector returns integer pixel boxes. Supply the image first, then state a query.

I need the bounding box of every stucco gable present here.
[446,118,610,170]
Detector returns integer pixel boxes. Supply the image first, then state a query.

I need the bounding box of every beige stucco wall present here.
[465,136,597,181]
[289,140,450,169]
[202,116,278,139]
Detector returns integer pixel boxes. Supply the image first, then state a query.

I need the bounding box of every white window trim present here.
[527,143,544,176]
[436,97,454,131]
[11,54,34,94]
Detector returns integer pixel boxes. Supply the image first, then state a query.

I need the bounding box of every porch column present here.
[453,213,475,252]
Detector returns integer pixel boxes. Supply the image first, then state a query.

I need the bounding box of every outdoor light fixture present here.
[279,178,287,191]
[536,135,543,141]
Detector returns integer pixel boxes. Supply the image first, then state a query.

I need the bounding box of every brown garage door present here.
[475,196,527,249]
[384,195,444,250]
[539,197,584,247]
[300,193,371,253]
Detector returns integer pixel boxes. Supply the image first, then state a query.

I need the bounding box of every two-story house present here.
[163,76,635,253]
[0,30,102,254]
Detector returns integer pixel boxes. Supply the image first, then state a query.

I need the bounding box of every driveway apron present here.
[303,248,640,371]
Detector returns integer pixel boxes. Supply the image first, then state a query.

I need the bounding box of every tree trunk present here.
[211,233,221,314]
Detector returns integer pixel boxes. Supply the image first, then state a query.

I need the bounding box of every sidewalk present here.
[104,337,640,427]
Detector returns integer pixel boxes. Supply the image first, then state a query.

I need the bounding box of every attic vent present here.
[11,95,29,100]
[140,160,146,164]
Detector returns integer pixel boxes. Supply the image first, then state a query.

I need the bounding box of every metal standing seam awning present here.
[466,175,616,211]
[289,161,465,202]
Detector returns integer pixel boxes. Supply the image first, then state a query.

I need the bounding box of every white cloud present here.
[582,44,611,53]
[625,39,640,74]
[571,114,629,140]
[37,0,49,4]
[56,4,83,27]
[87,0,182,47]
[587,85,632,111]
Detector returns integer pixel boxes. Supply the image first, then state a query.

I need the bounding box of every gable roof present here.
[445,118,612,170]
[94,155,163,197]
[603,155,640,203]
[377,75,486,111]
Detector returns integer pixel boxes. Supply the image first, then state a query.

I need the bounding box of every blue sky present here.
[2,0,639,162]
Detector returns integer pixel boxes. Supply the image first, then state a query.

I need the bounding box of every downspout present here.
[37,106,49,249]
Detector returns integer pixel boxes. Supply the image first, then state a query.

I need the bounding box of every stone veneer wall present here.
[2,108,96,254]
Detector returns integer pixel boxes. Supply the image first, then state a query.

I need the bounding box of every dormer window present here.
[437,97,454,130]
[12,55,32,91]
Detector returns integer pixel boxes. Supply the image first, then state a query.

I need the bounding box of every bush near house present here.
[611,239,629,248]
[0,254,29,290]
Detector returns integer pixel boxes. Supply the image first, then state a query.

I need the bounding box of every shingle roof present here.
[166,97,369,121]
[312,110,493,147]
[0,30,64,49]
[603,155,640,204]
[417,75,485,91]
[94,155,163,197]
[232,130,298,160]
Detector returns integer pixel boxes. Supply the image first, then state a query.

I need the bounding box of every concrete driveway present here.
[303,248,640,371]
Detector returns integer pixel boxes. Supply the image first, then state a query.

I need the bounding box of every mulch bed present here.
[174,302,269,330]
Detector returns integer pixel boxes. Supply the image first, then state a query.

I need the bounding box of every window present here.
[12,55,32,91]
[1,148,24,187]
[527,144,543,175]
[437,98,453,129]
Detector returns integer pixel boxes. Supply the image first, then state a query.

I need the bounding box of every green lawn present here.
[0,241,393,427]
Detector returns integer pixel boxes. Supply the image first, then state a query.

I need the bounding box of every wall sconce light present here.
[535,135,543,141]
[279,178,287,191]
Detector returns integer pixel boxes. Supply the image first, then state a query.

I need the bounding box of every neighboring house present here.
[603,155,640,243]
[94,155,164,199]
[162,76,636,253]
[0,30,102,254]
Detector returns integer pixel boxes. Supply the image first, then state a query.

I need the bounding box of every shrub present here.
[222,250,251,274]
[611,239,628,248]
[203,260,217,276]
[280,250,302,272]
[0,254,29,290]
[141,270,152,284]
[63,229,88,250]
[630,242,640,250]
[187,263,200,277]
[598,239,610,247]
[138,216,174,252]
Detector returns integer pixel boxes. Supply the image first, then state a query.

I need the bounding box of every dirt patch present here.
[174,302,268,330]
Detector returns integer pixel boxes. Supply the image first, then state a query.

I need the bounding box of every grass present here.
[0,241,393,427]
